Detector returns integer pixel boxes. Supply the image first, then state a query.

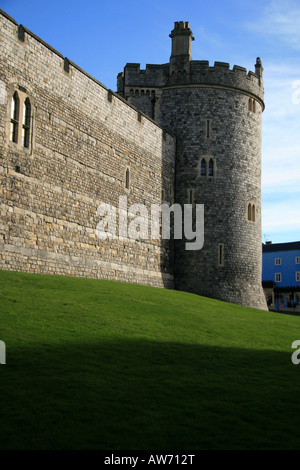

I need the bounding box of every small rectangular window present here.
[275,258,281,265]
[296,272,300,282]
[275,273,282,283]
[248,98,256,113]
[218,243,224,266]
[296,257,300,264]
[205,119,212,139]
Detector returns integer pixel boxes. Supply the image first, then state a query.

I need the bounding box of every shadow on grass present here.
[0,338,299,450]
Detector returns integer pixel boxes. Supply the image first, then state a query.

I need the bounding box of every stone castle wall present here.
[0,11,268,310]
[0,10,176,287]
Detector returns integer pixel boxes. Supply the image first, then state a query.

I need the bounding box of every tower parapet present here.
[118,59,264,97]
[118,23,264,121]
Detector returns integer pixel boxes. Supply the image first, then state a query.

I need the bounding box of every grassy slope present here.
[0,269,300,450]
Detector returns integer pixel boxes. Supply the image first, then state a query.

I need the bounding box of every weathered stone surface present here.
[0,11,267,309]
[118,21,267,310]
[0,10,175,289]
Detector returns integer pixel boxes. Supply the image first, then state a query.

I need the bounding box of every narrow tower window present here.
[247,202,256,222]
[248,98,253,112]
[251,203,256,223]
[201,158,206,176]
[248,203,252,221]
[248,98,256,113]
[205,119,212,139]
[208,159,214,177]
[22,98,31,148]
[10,92,19,143]
[125,168,130,190]
[218,244,224,266]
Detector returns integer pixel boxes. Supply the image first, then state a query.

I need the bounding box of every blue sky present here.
[2,0,300,244]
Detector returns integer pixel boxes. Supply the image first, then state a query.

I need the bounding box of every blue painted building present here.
[262,241,300,311]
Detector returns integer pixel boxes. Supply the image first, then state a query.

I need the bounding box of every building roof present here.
[263,241,300,253]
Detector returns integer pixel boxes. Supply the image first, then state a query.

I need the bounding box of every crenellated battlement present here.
[0,9,177,290]
[0,9,173,133]
[172,21,191,31]
[187,58,264,104]
[118,20,264,107]
[117,63,169,93]
[118,58,264,108]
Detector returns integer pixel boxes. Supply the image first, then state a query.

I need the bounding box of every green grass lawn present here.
[0,269,300,450]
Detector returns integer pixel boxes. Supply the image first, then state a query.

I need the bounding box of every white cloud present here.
[251,0,300,50]
[261,60,300,200]
[262,142,300,191]
[262,62,300,120]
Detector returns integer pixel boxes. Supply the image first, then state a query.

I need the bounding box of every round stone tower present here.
[117,21,267,310]
[158,22,267,310]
